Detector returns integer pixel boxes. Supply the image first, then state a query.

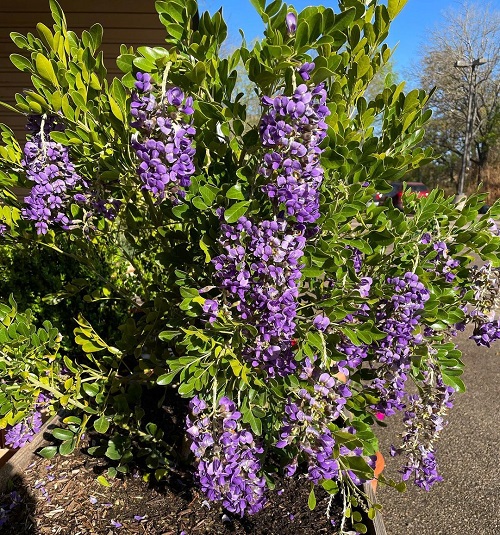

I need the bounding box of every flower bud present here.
[285,12,297,35]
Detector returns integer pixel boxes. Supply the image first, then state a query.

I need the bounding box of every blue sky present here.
[200,0,500,74]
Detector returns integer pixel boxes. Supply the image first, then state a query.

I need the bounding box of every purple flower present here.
[131,72,196,202]
[313,314,330,331]
[421,233,431,244]
[186,396,267,516]
[110,520,122,528]
[20,119,87,234]
[5,411,43,449]
[358,276,373,297]
[298,62,315,81]
[471,320,500,347]
[285,12,297,35]
[259,82,330,224]
[277,379,362,485]
[202,299,219,323]
[391,370,454,490]
[212,217,306,376]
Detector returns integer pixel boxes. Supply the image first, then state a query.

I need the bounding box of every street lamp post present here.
[454,57,486,201]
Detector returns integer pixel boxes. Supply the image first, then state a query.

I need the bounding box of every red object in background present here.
[385,181,429,210]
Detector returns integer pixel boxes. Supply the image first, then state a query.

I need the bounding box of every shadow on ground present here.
[0,467,39,534]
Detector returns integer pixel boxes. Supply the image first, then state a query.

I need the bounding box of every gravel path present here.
[376,326,500,535]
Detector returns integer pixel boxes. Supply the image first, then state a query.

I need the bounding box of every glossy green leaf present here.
[224,201,250,223]
[226,184,246,200]
[59,438,76,456]
[308,486,317,510]
[388,0,408,19]
[38,446,58,459]
[35,54,58,85]
[52,428,74,441]
[94,415,110,434]
[9,54,32,73]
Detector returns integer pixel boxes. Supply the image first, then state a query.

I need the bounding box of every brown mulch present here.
[0,443,351,535]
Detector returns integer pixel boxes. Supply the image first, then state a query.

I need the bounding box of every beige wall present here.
[0,0,165,137]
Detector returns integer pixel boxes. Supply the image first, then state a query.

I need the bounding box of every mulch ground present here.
[0,441,350,534]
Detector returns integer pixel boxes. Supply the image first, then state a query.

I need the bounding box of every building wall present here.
[0,0,165,137]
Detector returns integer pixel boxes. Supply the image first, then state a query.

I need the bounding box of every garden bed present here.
[0,436,385,534]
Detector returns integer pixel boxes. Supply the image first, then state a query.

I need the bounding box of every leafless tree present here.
[415,1,500,189]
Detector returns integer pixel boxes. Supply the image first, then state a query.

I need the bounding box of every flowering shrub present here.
[0,0,500,532]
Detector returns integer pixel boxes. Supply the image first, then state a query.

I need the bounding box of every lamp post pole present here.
[454,58,486,201]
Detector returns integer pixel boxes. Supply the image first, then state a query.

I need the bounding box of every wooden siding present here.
[0,0,166,137]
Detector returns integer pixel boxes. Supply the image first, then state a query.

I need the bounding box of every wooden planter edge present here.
[362,482,388,535]
[0,414,59,494]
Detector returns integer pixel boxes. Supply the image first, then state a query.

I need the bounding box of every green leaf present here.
[192,197,209,211]
[116,54,135,73]
[83,383,100,397]
[108,96,123,121]
[38,446,58,459]
[308,486,317,510]
[133,57,155,72]
[110,78,127,109]
[157,371,177,385]
[59,439,76,456]
[158,330,180,341]
[242,406,262,435]
[224,201,250,223]
[63,416,82,425]
[49,0,66,28]
[52,428,74,441]
[89,23,103,50]
[10,54,32,73]
[97,475,112,487]
[178,382,195,396]
[94,415,110,434]
[188,61,207,85]
[295,21,310,49]
[199,184,219,206]
[226,184,246,200]
[35,54,58,85]
[81,340,105,353]
[388,0,408,19]
[165,22,184,40]
[353,523,368,534]
[249,0,265,14]
[326,7,356,34]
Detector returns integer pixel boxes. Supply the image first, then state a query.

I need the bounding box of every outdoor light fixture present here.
[454,57,487,200]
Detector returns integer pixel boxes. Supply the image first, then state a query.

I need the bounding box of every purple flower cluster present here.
[421,236,459,283]
[131,72,196,202]
[5,394,49,449]
[211,217,306,376]
[334,303,370,375]
[186,396,266,516]
[259,79,330,223]
[391,370,454,490]
[5,411,43,449]
[471,320,500,347]
[346,246,363,273]
[276,357,354,484]
[467,263,500,347]
[21,121,86,234]
[371,273,430,416]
